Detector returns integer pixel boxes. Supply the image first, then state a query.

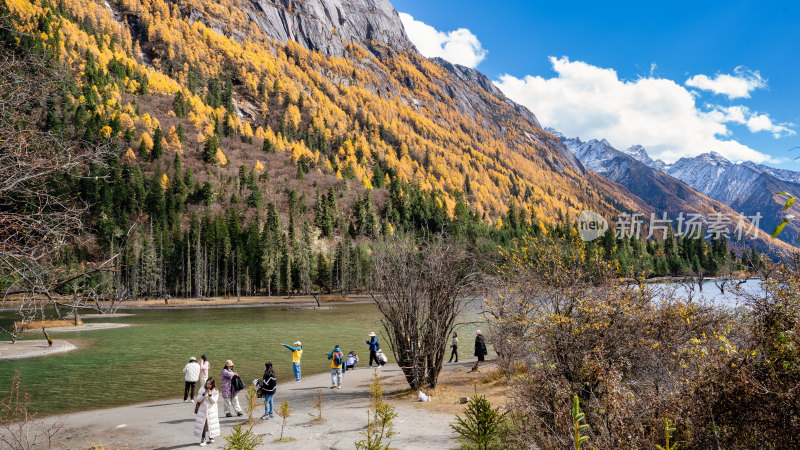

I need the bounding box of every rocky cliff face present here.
[432,57,541,128]
[236,0,414,57]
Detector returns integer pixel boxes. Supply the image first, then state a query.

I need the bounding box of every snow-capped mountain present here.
[548,128,800,245]
[628,149,800,210]
[623,145,666,171]
[545,132,746,220]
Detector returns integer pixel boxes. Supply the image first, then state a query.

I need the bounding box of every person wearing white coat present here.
[194,377,220,446]
[183,356,201,402]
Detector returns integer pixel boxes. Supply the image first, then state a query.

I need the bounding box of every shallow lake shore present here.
[0,339,76,360]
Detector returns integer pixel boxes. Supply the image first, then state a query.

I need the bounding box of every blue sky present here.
[392,0,800,168]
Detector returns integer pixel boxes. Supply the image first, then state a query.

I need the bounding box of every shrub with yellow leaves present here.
[486,233,733,448]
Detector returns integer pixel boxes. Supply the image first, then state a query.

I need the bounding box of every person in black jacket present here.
[259,362,277,420]
[473,330,488,370]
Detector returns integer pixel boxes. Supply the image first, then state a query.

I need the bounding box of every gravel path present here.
[40,364,459,449]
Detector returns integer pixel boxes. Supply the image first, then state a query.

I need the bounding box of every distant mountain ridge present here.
[547,128,800,246]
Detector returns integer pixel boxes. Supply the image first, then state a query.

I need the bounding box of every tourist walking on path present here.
[327,345,345,389]
[259,362,277,420]
[472,330,488,370]
[198,355,210,389]
[365,332,380,367]
[448,332,459,363]
[193,377,220,446]
[182,356,200,402]
[281,341,303,382]
[221,360,244,417]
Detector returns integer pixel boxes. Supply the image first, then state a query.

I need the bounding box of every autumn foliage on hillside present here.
[4,0,632,225]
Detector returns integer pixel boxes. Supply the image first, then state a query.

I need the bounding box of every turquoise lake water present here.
[0,302,483,416]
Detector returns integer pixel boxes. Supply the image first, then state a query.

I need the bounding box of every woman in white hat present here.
[220,360,243,417]
[365,332,380,367]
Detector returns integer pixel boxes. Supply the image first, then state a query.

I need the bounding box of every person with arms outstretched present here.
[281,341,303,382]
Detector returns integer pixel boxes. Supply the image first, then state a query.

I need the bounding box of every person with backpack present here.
[193,377,220,446]
[281,341,303,382]
[182,356,200,402]
[327,345,345,389]
[221,360,244,417]
[365,332,380,367]
[259,362,277,420]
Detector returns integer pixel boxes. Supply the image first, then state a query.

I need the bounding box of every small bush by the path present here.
[274,399,293,442]
[222,423,263,450]
[355,371,397,450]
[307,388,326,424]
[450,390,508,450]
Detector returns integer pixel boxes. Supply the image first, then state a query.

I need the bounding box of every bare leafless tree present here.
[0,44,118,341]
[371,234,478,390]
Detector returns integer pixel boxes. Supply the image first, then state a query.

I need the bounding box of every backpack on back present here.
[333,351,344,366]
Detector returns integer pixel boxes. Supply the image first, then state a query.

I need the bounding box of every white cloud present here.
[703,105,795,138]
[685,66,766,99]
[398,12,487,68]
[494,57,792,163]
[746,114,795,137]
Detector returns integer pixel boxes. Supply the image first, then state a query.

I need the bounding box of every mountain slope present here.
[662,153,800,244]
[552,132,796,254]
[11,0,653,226]
[605,145,800,246]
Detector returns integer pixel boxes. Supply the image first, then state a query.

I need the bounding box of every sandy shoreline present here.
[0,339,76,360]
[1,295,374,312]
[22,323,131,333]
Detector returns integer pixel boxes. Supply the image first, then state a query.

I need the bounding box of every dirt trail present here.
[39,361,501,449]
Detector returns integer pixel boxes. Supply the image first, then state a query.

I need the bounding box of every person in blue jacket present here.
[365,332,380,367]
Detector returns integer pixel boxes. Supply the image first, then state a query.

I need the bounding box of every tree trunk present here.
[42,326,53,346]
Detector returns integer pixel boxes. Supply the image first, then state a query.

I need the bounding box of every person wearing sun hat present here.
[182,356,200,402]
[221,360,243,417]
[281,341,303,382]
[365,332,380,368]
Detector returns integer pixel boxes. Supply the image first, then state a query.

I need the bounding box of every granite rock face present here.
[245,0,414,57]
[432,57,542,129]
